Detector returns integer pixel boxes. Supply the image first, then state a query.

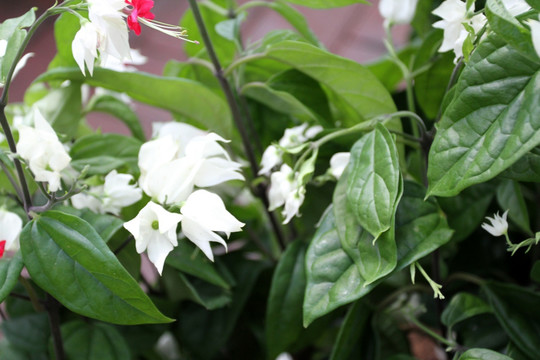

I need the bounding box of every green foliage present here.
[0,253,23,303]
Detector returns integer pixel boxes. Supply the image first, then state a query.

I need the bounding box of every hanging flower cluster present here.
[259,123,323,224]
[72,0,195,76]
[124,122,245,274]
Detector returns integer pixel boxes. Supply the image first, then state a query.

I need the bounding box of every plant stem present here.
[407,315,458,349]
[187,0,286,249]
[46,294,66,360]
[19,276,44,312]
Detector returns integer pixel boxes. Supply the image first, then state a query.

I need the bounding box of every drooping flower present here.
[379,0,419,26]
[259,145,281,176]
[123,201,183,274]
[329,152,350,180]
[180,190,244,261]
[125,0,155,35]
[267,164,305,224]
[283,185,305,224]
[17,108,71,192]
[0,209,23,257]
[71,21,99,76]
[481,210,509,237]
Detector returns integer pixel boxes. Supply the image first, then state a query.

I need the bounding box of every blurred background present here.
[1,0,410,134]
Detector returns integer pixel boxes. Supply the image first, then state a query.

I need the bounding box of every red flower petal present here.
[0,240,6,258]
[125,0,155,35]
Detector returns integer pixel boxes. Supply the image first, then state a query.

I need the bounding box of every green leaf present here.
[246,0,321,46]
[303,208,377,326]
[496,179,531,234]
[334,167,397,285]
[367,46,417,92]
[49,12,80,70]
[85,94,146,141]
[264,41,396,126]
[482,281,540,358]
[438,183,496,242]
[441,292,492,328]
[69,133,142,175]
[241,82,319,122]
[0,253,24,303]
[427,33,540,197]
[459,348,512,360]
[485,0,538,62]
[266,240,306,359]
[54,205,124,243]
[282,0,367,8]
[394,181,453,270]
[59,321,130,360]
[500,147,540,182]
[330,300,371,360]
[347,124,402,240]
[215,13,244,41]
[37,67,234,138]
[526,0,540,10]
[20,210,172,325]
[165,240,231,289]
[413,30,455,119]
[2,313,50,354]
[0,9,35,84]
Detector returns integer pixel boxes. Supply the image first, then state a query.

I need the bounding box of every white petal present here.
[0,209,23,251]
[258,145,282,176]
[138,136,181,175]
[181,217,228,261]
[193,157,244,187]
[329,152,350,179]
[146,235,175,275]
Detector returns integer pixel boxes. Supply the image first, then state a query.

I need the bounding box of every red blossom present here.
[125,0,155,35]
[0,240,6,258]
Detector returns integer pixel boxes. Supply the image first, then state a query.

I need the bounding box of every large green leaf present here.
[36,67,233,138]
[303,208,377,326]
[485,0,538,62]
[501,147,540,182]
[335,167,397,286]
[330,300,371,360]
[85,94,146,141]
[427,34,540,197]
[20,210,172,325]
[459,348,512,360]
[394,181,453,270]
[282,0,367,8]
[482,281,540,358]
[59,321,130,360]
[0,9,35,84]
[264,41,396,126]
[0,253,23,303]
[346,124,402,240]
[266,240,306,359]
[48,12,80,70]
[441,292,492,329]
[69,133,142,175]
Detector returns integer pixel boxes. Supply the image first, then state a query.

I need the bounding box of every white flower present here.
[0,39,6,57]
[433,0,486,60]
[151,122,207,154]
[283,185,305,224]
[0,208,23,254]
[259,145,282,176]
[502,0,530,16]
[481,210,509,237]
[180,190,244,261]
[123,201,183,274]
[275,353,293,360]
[71,191,104,213]
[279,123,323,148]
[329,152,350,179]
[100,48,147,72]
[72,21,99,76]
[529,18,540,58]
[17,108,71,192]
[268,164,294,211]
[139,133,244,205]
[102,170,142,214]
[379,0,419,25]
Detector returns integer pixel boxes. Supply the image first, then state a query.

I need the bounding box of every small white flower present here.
[180,190,244,261]
[275,353,293,360]
[123,201,183,274]
[259,145,282,176]
[0,208,23,254]
[102,170,142,215]
[72,21,99,76]
[268,164,294,211]
[71,191,104,213]
[329,152,350,179]
[304,125,323,139]
[279,123,309,148]
[100,48,147,72]
[17,108,71,192]
[481,210,509,237]
[379,0,419,26]
[502,0,530,16]
[283,186,305,224]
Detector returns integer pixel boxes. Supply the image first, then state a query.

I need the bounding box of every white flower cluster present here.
[124,122,245,274]
[432,0,531,61]
[259,124,322,224]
